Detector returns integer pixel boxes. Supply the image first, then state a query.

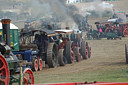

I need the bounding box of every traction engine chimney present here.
[1,19,11,46]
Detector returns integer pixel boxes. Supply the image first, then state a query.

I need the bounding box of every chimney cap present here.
[1,19,11,24]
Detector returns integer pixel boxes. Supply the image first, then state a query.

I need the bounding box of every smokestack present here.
[1,19,11,46]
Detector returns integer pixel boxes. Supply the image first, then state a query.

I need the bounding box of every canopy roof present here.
[0,22,18,29]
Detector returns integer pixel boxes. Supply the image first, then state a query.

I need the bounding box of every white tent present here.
[0,22,18,29]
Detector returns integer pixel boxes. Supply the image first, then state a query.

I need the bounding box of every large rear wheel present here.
[66,41,75,64]
[81,41,89,59]
[0,55,9,85]
[58,49,67,66]
[47,43,58,68]
[23,68,34,85]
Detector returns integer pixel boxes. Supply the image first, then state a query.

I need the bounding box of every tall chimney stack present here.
[1,19,11,46]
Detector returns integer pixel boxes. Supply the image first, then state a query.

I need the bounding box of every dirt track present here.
[34,38,128,84]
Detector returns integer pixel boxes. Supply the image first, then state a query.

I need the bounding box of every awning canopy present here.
[0,22,18,29]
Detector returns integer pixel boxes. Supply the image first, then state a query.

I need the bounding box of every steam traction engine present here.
[0,19,34,85]
[55,29,75,65]
[54,29,91,66]
[95,22,122,40]
[20,29,58,69]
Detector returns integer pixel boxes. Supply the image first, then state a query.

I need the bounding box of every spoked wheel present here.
[125,44,128,64]
[0,55,9,85]
[75,47,82,62]
[81,41,89,59]
[88,47,91,58]
[58,49,67,66]
[23,68,34,85]
[38,58,43,71]
[123,28,128,37]
[32,58,38,71]
[66,41,75,64]
[47,43,58,68]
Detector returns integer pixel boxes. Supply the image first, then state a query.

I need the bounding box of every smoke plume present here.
[0,0,85,26]
[80,0,114,17]
[25,0,83,25]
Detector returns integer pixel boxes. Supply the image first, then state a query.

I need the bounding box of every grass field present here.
[34,68,128,83]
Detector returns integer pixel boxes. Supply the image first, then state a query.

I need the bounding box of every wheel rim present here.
[0,55,9,85]
[123,28,128,37]
[35,59,38,71]
[33,59,38,71]
[39,59,42,70]
[23,68,34,85]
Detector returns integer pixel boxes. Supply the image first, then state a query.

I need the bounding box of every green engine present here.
[0,23,19,51]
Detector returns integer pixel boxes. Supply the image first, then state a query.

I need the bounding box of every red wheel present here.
[23,68,34,85]
[66,41,75,64]
[32,59,38,71]
[38,58,43,71]
[123,28,128,37]
[0,55,9,85]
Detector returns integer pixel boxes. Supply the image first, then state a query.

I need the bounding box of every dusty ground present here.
[33,37,128,84]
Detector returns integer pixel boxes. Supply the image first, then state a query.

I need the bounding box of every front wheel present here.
[23,68,34,85]
[32,58,38,71]
[38,58,43,71]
